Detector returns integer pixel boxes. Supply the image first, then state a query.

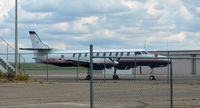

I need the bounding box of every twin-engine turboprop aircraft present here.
[20,31,170,80]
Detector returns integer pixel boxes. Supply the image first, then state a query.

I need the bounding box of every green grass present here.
[16,72,30,81]
[20,63,87,70]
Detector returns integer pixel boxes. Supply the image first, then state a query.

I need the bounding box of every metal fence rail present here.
[0,47,200,108]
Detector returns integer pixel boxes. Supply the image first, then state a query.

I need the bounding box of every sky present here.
[0,0,200,52]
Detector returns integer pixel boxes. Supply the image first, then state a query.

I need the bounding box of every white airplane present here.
[20,31,170,80]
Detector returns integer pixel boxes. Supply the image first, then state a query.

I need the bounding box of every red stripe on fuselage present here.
[36,60,72,64]
[95,63,114,65]
[119,60,169,62]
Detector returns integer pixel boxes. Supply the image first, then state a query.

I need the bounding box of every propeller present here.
[109,58,120,65]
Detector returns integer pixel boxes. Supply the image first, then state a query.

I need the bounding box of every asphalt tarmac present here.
[0,70,200,108]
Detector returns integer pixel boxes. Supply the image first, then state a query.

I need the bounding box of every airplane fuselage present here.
[34,49,169,70]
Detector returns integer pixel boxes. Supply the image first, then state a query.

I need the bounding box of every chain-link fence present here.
[89,45,200,108]
[92,57,200,108]
[0,51,200,107]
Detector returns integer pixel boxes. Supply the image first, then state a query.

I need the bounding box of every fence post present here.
[18,53,20,71]
[167,51,170,83]
[76,57,79,82]
[104,58,106,83]
[134,54,136,80]
[170,58,173,108]
[46,53,48,82]
[192,54,196,75]
[90,44,94,108]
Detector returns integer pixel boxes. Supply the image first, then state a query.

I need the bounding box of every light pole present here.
[15,0,18,75]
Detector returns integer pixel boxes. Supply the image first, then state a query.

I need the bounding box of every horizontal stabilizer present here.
[20,48,52,50]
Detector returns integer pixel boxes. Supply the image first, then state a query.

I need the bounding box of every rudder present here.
[29,31,49,49]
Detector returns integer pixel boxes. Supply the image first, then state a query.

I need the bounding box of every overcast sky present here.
[0,0,200,52]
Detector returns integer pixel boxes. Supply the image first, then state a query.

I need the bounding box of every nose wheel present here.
[113,67,119,80]
[149,68,156,80]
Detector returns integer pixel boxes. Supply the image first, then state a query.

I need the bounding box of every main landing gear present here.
[149,68,156,80]
[113,67,119,80]
[85,67,120,80]
[85,69,90,80]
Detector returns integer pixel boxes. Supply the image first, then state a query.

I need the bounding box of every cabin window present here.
[103,52,106,56]
[73,53,76,57]
[142,51,147,54]
[109,52,112,56]
[115,52,119,56]
[127,52,130,56]
[84,53,87,57]
[135,52,141,55]
[78,53,81,57]
[96,52,99,56]
[120,52,124,56]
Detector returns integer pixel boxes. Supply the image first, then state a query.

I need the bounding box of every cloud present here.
[0,0,15,22]
[54,22,69,32]
[72,16,99,33]
[52,42,67,50]
[144,0,163,16]
[167,32,186,41]
[19,43,25,48]
[151,25,176,30]
[196,7,200,13]
[0,28,9,35]
[121,0,142,11]
[0,0,199,52]
[118,26,146,33]
[72,34,92,41]
[179,4,193,21]
[19,0,129,24]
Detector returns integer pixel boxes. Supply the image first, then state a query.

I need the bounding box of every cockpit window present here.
[142,51,148,54]
[135,52,142,55]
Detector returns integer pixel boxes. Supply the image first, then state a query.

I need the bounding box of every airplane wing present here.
[66,59,90,67]
[20,48,52,51]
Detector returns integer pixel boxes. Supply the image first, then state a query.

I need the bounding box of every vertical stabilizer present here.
[29,31,49,49]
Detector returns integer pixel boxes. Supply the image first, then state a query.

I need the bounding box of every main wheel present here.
[113,75,119,80]
[85,75,90,80]
[149,75,156,80]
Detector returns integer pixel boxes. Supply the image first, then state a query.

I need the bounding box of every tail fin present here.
[29,31,49,49]
[20,31,52,62]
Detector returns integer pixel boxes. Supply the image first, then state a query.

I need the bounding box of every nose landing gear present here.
[113,67,119,80]
[149,68,156,80]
